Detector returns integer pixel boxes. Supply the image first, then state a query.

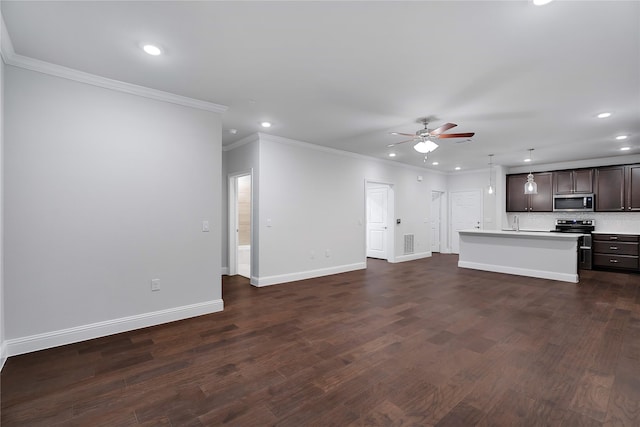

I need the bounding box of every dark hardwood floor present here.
[2,254,640,426]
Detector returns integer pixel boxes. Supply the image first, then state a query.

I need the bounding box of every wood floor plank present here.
[2,254,640,425]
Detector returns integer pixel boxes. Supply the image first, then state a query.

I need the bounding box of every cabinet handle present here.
[610,236,618,240]
[610,259,619,263]
[610,246,618,250]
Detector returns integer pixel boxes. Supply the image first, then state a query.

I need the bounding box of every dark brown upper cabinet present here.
[553,169,593,194]
[595,164,640,211]
[506,172,553,212]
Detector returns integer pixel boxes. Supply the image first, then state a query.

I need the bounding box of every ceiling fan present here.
[387,118,475,154]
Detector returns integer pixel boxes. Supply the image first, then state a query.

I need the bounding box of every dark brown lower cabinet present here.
[592,234,639,271]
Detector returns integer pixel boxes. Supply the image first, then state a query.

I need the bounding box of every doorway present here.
[431,191,444,252]
[450,190,482,254]
[229,172,252,278]
[366,182,394,261]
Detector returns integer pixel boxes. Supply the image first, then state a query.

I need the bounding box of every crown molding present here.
[257,132,448,176]
[5,53,228,113]
[0,10,15,63]
[0,11,227,114]
[222,133,260,152]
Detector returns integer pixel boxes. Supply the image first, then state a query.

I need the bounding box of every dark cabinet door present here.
[596,166,625,211]
[507,173,553,212]
[529,172,553,212]
[554,171,573,194]
[626,164,640,211]
[554,169,593,194]
[506,174,528,212]
[574,169,594,193]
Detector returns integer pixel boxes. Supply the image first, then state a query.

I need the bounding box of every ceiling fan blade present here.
[436,132,475,139]
[390,132,415,137]
[429,123,457,135]
[386,139,415,147]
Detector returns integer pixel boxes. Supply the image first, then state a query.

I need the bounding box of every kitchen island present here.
[458,229,583,283]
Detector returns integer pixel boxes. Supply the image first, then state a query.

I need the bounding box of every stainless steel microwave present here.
[553,194,595,212]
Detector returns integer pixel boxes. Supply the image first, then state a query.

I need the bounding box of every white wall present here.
[254,134,446,285]
[0,48,5,368]
[447,169,498,231]
[4,66,223,355]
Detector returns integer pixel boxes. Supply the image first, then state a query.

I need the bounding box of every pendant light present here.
[487,154,494,195]
[524,149,538,194]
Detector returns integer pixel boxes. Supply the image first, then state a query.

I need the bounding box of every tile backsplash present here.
[505,212,640,234]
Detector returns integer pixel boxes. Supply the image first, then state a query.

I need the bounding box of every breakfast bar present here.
[458,229,583,283]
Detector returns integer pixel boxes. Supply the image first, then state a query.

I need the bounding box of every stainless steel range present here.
[554,219,595,270]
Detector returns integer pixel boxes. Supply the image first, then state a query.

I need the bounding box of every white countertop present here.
[458,229,583,239]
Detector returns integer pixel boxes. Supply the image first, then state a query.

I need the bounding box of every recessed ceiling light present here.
[455,166,461,171]
[533,0,553,5]
[388,153,396,158]
[616,135,628,140]
[620,147,631,151]
[229,129,238,135]
[524,158,532,162]
[432,161,439,166]
[260,121,272,128]
[597,112,612,119]
[142,44,162,56]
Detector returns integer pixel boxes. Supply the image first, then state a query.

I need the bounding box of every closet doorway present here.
[229,172,252,278]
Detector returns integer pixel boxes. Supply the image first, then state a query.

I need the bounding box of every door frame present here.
[365,180,395,263]
[228,170,253,277]
[431,190,446,253]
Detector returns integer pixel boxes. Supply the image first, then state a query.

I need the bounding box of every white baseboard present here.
[221,266,230,275]
[252,262,366,287]
[5,299,224,357]
[0,341,7,371]
[458,261,578,283]
[390,251,432,263]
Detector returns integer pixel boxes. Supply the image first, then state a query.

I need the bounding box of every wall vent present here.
[403,234,415,254]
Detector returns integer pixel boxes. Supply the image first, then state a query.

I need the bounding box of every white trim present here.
[5,299,224,356]
[0,342,7,371]
[1,11,15,63]
[0,13,226,114]
[259,133,448,175]
[389,251,432,263]
[223,134,260,152]
[221,266,230,275]
[458,260,578,283]
[6,54,227,113]
[507,154,640,175]
[252,262,366,287]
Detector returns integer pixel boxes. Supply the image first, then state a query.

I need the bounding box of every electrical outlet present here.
[202,220,210,232]
[151,279,160,292]
[325,249,331,258]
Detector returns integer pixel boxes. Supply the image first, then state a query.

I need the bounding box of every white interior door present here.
[431,191,443,252]
[450,190,482,254]
[366,185,389,259]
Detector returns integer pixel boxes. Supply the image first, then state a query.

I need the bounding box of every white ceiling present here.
[2,1,639,171]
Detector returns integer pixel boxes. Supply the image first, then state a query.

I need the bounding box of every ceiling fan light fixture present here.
[413,139,438,154]
[533,0,553,5]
